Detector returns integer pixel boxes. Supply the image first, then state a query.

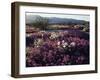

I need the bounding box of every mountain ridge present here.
[26,15,88,25]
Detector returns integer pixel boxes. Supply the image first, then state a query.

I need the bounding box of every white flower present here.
[26,34,32,37]
[70,42,76,47]
[41,34,44,37]
[57,41,60,46]
[49,32,59,39]
[36,46,39,47]
[63,45,66,48]
[62,40,65,43]
[62,42,68,48]
[34,39,43,47]
[64,42,68,46]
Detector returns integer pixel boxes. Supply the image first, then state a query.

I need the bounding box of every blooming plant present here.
[26,30,89,67]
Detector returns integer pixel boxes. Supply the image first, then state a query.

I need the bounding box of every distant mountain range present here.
[26,15,88,25]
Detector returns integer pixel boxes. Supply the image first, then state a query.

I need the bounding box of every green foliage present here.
[32,16,48,30]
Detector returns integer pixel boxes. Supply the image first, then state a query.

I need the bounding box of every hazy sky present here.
[26,12,90,21]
